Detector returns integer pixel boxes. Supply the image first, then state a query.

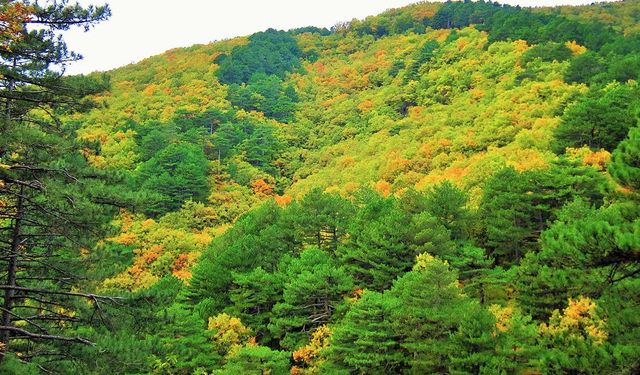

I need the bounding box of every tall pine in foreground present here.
[0,0,119,370]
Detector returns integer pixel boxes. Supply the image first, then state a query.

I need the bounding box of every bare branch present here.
[0,307,48,334]
[0,285,123,302]
[0,326,92,345]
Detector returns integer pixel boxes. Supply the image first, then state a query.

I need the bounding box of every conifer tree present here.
[228,267,284,343]
[515,199,640,319]
[0,0,120,367]
[553,84,639,152]
[269,247,353,350]
[423,180,471,241]
[136,142,209,216]
[292,188,354,252]
[337,195,415,291]
[218,345,290,375]
[324,291,404,374]
[388,254,474,373]
[609,126,640,192]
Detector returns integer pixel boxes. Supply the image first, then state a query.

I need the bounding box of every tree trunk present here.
[1,185,24,352]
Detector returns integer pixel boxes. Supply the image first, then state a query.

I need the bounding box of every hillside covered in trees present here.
[1,0,639,373]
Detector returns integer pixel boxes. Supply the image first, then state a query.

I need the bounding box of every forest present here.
[0,0,639,373]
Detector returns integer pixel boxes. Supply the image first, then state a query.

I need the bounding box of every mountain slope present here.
[37,1,640,373]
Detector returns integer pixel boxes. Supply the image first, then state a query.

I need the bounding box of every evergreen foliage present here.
[216,29,301,85]
[609,126,640,191]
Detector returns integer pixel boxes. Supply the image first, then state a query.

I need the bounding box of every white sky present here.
[63,0,619,75]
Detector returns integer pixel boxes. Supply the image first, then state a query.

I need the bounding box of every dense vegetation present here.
[1,0,640,373]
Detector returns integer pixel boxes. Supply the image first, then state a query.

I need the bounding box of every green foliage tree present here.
[228,267,284,343]
[137,142,209,216]
[212,120,283,176]
[324,291,404,374]
[216,29,301,85]
[481,167,537,263]
[448,305,498,374]
[565,52,605,83]
[218,345,290,375]
[554,83,639,152]
[404,39,439,83]
[388,254,476,374]
[290,188,354,252]
[188,201,298,312]
[609,126,640,191]
[269,247,353,350]
[423,180,471,241]
[521,42,572,65]
[432,1,615,50]
[515,199,640,319]
[337,194,415,291]
[607,54,640,83]
[488,308,543,374]
[0,0,136,369]
[137,124,175,161]
[447,244,495,303]
[228,73,298,122]
[481,162,608,264]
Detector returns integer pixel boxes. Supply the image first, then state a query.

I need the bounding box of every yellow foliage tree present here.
[291,325,332,375]
[539,296,608,344]
[208,313,252,357]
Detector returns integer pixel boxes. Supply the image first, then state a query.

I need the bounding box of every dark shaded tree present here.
[554,83,639,153]
[136,142,209,216]
[216,28,301,85]
[323,291,404,374]
[481,162,608,264]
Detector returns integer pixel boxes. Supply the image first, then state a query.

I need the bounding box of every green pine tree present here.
[388,254,474,374]
[609,126,640,192]
[269,247,353,350]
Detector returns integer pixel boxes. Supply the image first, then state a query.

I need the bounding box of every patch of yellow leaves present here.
[539,296,608,344]
[292,325,332,375]
[565,40,587,56]
[566,147,611,171]
[208,313,252,357]
[374,180,392,197]
[489,304,515,333]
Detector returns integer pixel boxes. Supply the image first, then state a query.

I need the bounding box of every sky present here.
[63,0,619,75]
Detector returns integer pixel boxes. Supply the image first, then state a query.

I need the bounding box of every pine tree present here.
[423,180,471,241]
[609,126,640,192]
[228,267,284,343]
[480,167,533,262]
[337,195,415,291]
[447,244,494,303]
[136,142,209,216]
[515,199,640,319]
[448,305,498,374]
[218,345,290,375]
[481,163,608,264]
[388,254,474,374]
[554,83,638,152]
[324,291,404,374]
[291,188,354,252]
[0,0,119,368]
[188,201,297,312]
[269,247,353,350]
